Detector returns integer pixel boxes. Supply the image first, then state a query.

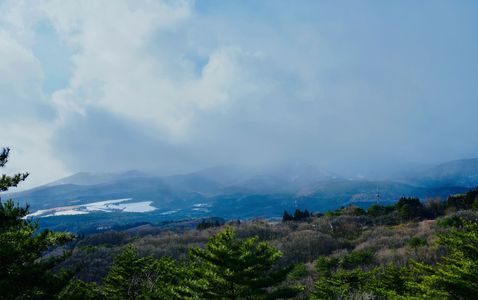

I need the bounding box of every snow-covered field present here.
[27,198,157,218]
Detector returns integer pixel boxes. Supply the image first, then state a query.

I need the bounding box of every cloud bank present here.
[1,0,478,188]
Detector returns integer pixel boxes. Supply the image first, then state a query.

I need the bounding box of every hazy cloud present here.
[1,0,478,188]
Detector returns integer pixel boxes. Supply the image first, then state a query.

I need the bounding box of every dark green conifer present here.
[282,210,293,221]
[103,245,195,299]
[411,221,478,299]
[0,147,73,299]
[190,227,303,299]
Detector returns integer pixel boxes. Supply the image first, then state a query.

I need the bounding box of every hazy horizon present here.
[8,155,478,193]
[2,0,478,189]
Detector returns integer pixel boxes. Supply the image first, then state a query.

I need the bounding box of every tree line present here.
[284,190,478,225]
[2,147,478,299]
[0,148,303,299]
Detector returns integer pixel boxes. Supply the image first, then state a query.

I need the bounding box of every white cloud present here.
[0,29,43,108]
[41,1,277,143]
[2,121,69,190]
[0,25,67,190]
[42,1,195,137]
[1,0,478,186]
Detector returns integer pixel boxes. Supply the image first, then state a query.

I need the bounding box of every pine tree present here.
[304,209,310,218]
[0,148,29,192]
[189,227,303,299]
[293,208,303,220]
[282,210,293,221]
[103,245,195,299]
[56,279,105,300]
[411,221,478,299]
[395,197,425,220]
[0,148,74,299]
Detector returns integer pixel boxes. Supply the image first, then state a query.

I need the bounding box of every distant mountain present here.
[160,165,250,195]
[223,163,338,194]
[6,164,336,210]
[7,175,183,211]
[296,178,466,209]
[163,163,337,192]
[403,158,478,188]
[45,170,149,186]
[3,160,477,233]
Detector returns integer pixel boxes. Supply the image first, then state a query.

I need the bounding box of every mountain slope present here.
[404,158,478,188]
[2,160,476,233]
[45,170,148,186]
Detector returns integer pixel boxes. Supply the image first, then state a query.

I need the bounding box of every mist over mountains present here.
[2,158,476,233]
[401,158,478,188]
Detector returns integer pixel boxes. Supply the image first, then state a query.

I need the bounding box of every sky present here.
[1,0,478,189]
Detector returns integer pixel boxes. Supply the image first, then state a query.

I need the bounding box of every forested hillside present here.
[7,163,470,234]
[2,148,478,299]
[52,191,478,299]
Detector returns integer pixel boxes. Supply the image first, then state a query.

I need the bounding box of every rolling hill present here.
[2,161,476,233]
[402,158,478,188]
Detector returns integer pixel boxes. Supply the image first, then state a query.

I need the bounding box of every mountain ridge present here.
[2,158,477,233]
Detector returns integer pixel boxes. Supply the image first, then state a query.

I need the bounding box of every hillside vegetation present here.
[2,148,478,299]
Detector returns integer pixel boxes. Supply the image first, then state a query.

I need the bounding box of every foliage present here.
[189,227,303,299]
[424,198,446,219]
[447,188,478,210]
[103,246,194,299]
[294,208,310,220]
[4,144,478,299]
[437,210,478,228]
[313,267,373,299]
[315,248,375,276]
[0,148,74,300]
[411,221,478,299]
[313,217,478,299]
[313,263,422,299]
[367,203,395,217]
[0,148,29,192]
[197,217,225,230]
[341,249,375,269]
[96,228,304,299]
[340,205,366,216]
[282,208,310,222]
[56,279,105,300]
[395,197,426,220]
[282,210,293,221]
[408,237,427,249]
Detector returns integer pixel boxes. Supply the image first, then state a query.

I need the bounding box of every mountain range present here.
[2,159,478,233]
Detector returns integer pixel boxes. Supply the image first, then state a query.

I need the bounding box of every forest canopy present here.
[1,147,478,299]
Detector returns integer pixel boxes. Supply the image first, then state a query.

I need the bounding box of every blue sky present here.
[1,0,478,188]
